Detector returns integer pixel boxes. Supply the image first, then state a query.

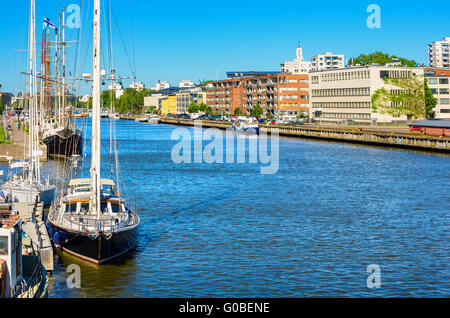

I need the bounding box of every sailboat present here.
[47,0,140,264]
[41,6,83,159]
[1,0,56,206]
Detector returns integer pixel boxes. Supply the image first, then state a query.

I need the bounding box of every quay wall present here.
[157,118,450,154]
[0,144,47,162]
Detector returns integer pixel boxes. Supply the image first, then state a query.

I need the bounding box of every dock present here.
[157,118,450,153]
[0,124,47,162]
[13,200,54,271]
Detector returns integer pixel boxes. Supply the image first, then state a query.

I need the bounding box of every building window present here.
[440,89,449,94]
[428,78,437,84]
[440,98,450,104]
[439,78,449,84]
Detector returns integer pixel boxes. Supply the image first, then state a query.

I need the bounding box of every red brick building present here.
[206,72,309,116]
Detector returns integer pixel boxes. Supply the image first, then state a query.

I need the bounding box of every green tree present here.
[348,52,417,67]
[0,98,5,114]
[424,79,437,118]
[371,74,428,119]
[234,107,241,116]
[205,106,213,115]
[250,104,263,118]
[188,102,199,113]
[198,103,208,112]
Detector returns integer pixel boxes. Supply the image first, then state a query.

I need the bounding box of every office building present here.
[310,65,424,124]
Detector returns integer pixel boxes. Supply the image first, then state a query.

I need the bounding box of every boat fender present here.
[48,226,55,238]
[59,232,67,243]
[104,232,113,240]
[53,232,60,246]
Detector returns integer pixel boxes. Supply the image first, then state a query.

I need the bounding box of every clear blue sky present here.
[0,0,449,95]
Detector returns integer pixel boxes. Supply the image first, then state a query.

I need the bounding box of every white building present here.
[79,94,91,103]
[151,80,171,91]
[144,94,165,111]
[429,37,450,69]
[179,80,195,88]
[309,65,424,124]
[129,81,145,90]
[311,52,345,71]
[281,46,312,74]
[425,68,450,119]
[108,82,124,98]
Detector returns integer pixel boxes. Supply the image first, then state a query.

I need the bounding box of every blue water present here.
[5,119,449,297]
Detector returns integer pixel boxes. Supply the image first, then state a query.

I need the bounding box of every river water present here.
[3,119,449,297]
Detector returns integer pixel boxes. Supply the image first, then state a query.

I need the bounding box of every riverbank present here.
[0,124,47,162]
[157,118,450,154]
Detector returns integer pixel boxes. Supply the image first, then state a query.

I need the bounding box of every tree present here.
[348,52,417,67]
[371,74,429,119]
[424,79,437,118]
[250,104,263,118]
[0,98,5,114]
[234,107,241,116]
[188,102,199,113]
[205,106,213,115]
[198,103,208,112]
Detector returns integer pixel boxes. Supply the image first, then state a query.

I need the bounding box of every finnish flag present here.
[44,17,55,29]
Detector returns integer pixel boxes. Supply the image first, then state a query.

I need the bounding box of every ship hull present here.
[49,223,139,264]
[43,128,83,158]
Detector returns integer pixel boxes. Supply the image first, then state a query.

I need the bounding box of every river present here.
[3,119,448,297]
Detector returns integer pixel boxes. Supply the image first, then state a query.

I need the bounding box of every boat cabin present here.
[0,214,22,298]
[63,178,126,215]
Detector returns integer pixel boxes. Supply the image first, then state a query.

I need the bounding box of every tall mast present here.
[28,0,39,183]
[62,6,66,128]
[91,0,102,217]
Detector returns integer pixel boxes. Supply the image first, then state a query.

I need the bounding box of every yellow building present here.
[160,95,177,115]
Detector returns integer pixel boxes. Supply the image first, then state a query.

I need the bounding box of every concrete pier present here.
[13,201,54,271]
[157,118,450,154]
[0,124,47,162]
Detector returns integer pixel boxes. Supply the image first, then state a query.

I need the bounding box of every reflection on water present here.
[3,119,448,297]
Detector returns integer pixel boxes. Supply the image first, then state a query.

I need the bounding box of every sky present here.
[0,0,449,95]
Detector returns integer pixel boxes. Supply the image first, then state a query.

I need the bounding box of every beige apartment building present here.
[310,65,424,124]
[425,67,450,119]
[428,37,450,69]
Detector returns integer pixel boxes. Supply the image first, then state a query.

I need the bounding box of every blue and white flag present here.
[43,17,55,29]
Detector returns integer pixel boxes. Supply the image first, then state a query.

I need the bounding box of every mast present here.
[28,0,39,183]
[62,6,66,128]
[90,0,102,217]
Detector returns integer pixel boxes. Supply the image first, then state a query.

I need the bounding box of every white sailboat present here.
[2,0,56,206]
[48,0,140,264]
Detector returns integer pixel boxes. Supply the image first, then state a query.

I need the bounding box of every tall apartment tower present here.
[281,45,312,74]
[429,37,450,69]
[311,52,345,71]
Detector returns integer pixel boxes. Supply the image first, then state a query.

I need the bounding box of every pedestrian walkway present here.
[10,122,26,145]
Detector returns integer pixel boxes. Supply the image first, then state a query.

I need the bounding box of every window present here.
[441,109,450,113]
[428,78,437,84]
[440,98,450,104]
[0,236,8,255]
[439,78,449,84]
[440,89,449,94]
